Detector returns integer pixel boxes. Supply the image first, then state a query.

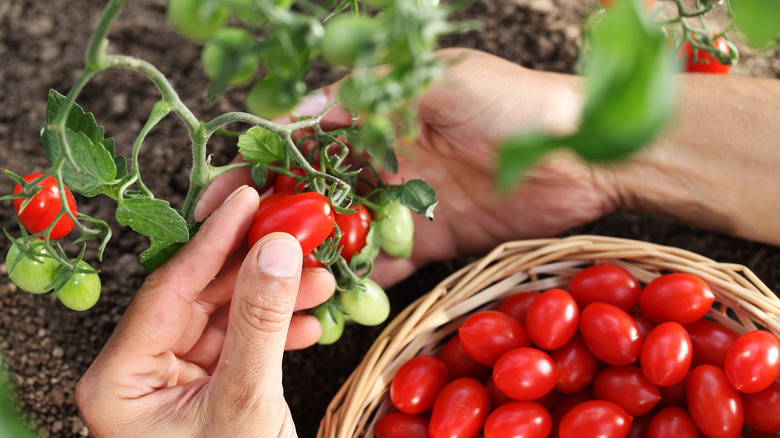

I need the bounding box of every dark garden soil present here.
[1,0,779,436]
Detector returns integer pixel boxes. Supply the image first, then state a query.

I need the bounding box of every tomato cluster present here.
[376,264,780,438]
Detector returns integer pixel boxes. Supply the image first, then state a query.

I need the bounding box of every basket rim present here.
[317,234,780,438]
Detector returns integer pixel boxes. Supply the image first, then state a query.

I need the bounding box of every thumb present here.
[210,232,302,402]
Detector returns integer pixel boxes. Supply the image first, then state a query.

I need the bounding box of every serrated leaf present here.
[46,90,115,153]
[237,126,287,164]
[140,221,202,273]
[386,179,437,220]
[730,0,780,48]
[116,197,189,243]
[42,129,117,197]
[114,155,129,179]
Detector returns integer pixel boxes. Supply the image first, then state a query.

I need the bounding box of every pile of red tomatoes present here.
[375,264,780,438]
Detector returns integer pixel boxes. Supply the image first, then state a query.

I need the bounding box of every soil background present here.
[1,0,779,437]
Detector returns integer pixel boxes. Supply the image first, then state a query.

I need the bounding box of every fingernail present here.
[257,237,301,278]
[292,89,328,117]
[222,185,248,205]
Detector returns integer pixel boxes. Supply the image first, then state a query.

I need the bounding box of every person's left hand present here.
[76,186,333,437]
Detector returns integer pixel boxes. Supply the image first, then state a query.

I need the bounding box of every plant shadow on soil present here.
[1,0,779,436]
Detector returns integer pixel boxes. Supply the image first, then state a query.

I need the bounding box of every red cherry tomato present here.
[568,264,641,311]
[390,355,450,414]
[436,334,492,381]
[741,381,780,433]
[492,347,557,401]
[273,166,320,193]
[256,192,290,216]
[375,411,429,438]
[679,36,732,75]
[684,318,739,368]
[483,401,552,438]
[429,378,490,438]
[247,192,335,255]
[497,292,537,325]
[579,302,642,366]
[639,273,715,324]
[647,406,698,438]
[626,413,653,438]
[686,364,744,438]
[302,252,324,269]
[525,288,580,350]
[724,329,780,393]
[558,400,633,438]
[592,366,661,417]
[630,311,657,340]
[640,321,692,387]
[485,375,514,409]
[656,372,688,408]
[332,205,371,262]
[549,334,600,394]
[550,390,594,438]
[459,310,530,367]
[13,173,77,239]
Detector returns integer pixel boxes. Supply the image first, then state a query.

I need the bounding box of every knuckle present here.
[235,290,293,335]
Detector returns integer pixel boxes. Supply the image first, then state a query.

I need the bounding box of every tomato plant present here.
[492,347,557,401]
[724,329,780,393]
[13,173,77,240]
[429,378,490,438]
[639,321,692,387]
[5,241,59,294]
[639,273,715,324]
[56,260,101,311]
[525,288,579,350]
[568,264,640,312]
[459,310,530,367]
[686,364,744,438]
[247,192,335,255]
[579,302,642,366]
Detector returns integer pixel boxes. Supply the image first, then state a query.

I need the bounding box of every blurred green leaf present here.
[386,179,438,220]
[497,134,560,190]
[730,0,780,48]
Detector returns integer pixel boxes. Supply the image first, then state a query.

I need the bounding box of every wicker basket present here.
[317,235,780,438]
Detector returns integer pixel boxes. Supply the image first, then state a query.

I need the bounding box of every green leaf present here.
[386,179,438,220]
[574,0,678,161]
[42,129,118,197]
[140,221,203,273]
[358,115,398,174]
[45,90,115,154]
[237,126,287,164]
[250,163,269,188]
[116,196,190,243]
[730,0,780,48]
[497,134,561,189]
[0,356,37,438]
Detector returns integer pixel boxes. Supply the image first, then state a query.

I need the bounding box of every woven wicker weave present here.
[318,235,780,438]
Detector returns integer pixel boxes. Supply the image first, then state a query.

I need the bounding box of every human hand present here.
[76,186,333,437]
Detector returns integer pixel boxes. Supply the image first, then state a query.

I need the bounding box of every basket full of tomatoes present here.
[317,235,780,438]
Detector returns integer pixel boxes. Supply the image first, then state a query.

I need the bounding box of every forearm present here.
[598,74,780,245]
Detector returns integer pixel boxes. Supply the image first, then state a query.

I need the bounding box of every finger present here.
[194,156,258,221]
[295,267,335,311]
[369,253,419,289]
[209,232,302,401]
[284,314,322,350]
[179,303,231,370]
[104,186,260,362]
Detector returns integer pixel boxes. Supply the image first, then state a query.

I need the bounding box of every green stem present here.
[85,0,128,68]
[131,101,173,197]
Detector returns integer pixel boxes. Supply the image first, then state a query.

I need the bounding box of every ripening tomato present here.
[626,413,653,438]
[568,264,641,311]
[429,378,490,438]
[459,310,530,367]
[497,292,537,325]
[741,381,780,433]
[579,302,642,366]
[167,0,230,42]
[550,391,594,438]
[630,310,657,340]
[332,205,371,262]
[558,400,633,438]
[646,406,698,438]
[686,364,744,438]
[483,401,552,438]
[592,366,661,417]
[656,373,688,408]
[492,347,557,401]
[375,412,429,438]
[679,36,732,75]
[724,329,780,393]
[437,334,492,381]
[13,173,77,239]
[640,321,692,387]
[337,279,389,327]
[247,192,334,255]
[639,273,715,324]
[201,27,261,86]
[549,334,600,394]
[685,318,739,368]
[390,355,450,414]
[525,288,580,350]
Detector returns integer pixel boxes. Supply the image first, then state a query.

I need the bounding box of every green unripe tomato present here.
[56,261,101,311]
[202,27,261,87]
[246,76,301,119]
[319,15,381,68]
[313,305,345,345]
[231,0,295,26]
[6,242,58,294]
[338,279,390,327]
[167,0,230,42]
[377,198,414,258]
